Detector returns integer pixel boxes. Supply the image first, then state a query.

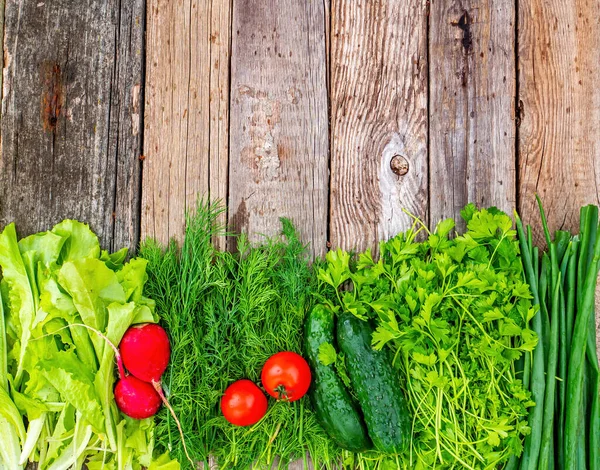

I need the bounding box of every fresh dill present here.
[140,201,340,469]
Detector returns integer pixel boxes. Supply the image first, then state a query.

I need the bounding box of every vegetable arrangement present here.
[0,220,178,469]
[1,198,599,470]
[515,199,600,470]
[313,205,536,469]
[139,202,338,469]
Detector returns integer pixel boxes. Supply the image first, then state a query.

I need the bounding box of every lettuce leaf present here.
[95,302,138,450]
[57,258,126,355]
[0,287,8,391]
[0,415,23,470]
[0,224,36,388]
[0,219,172,468]
[51,220,100,262]
[117,258,149,302]
[38,349,105,433]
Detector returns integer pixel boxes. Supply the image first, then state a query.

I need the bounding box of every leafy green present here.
[57,258,127,342]
[318,342,337,366]
[0,220,179,469]
[140,201,339,469]
[51,219,101,262]
[38,349,105,432]
[0,224,37,389]
[316,205,535,469]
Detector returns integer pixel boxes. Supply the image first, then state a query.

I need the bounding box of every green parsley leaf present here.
[318,342,337,366]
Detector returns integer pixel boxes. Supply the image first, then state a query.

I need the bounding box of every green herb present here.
[517,201,600,470]
[562,205,600,469]
[140,200,339,469]
[318,342,337,366]
[318,205,534,469]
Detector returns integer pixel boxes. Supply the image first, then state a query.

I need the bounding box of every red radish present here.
[119,323,170,383]
[63,323,195,468]
[114,375,161,419]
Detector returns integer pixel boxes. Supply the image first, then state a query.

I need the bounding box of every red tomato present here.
[261,351,311,402]
[221,379,268,426]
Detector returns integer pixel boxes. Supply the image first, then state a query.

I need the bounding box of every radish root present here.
[152,380,195,468]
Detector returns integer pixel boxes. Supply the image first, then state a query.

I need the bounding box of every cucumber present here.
[336,313,411,454]
[304,305,371,452]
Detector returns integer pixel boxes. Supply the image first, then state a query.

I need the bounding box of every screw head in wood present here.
[390,155,409,176]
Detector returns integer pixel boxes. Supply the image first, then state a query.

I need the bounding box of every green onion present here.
[565,239,579,352]
[590,363,600,470]
[515,212,546,470]
[536,196,560,470]
[554,230,571,266]
[564,215,600,469]
[539,253,550,364]
[538,273,560,470]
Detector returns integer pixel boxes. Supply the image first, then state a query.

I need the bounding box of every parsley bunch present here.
[318,205,535,469]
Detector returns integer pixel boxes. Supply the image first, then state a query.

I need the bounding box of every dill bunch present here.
[139,200,340,469]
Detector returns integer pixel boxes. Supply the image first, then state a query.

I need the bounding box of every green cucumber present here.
[336,313,411,454]
[304,305,371,452]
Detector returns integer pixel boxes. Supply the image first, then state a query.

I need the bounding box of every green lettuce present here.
[0,220,179,469]
[0,224,37,388]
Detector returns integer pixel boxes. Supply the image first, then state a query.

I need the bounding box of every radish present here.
[119,323,170,383]
[114,375,161,419]
[63,323,195,467]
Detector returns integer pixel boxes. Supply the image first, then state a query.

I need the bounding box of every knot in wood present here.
[390,155,409,176]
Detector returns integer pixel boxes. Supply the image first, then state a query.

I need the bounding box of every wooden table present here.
[0,2,598,465]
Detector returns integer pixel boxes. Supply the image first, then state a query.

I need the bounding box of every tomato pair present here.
[221,351,311,426]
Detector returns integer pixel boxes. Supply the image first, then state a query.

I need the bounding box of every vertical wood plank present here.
[142,0,231,245]
[228,0,329,257]
[518,0,600,240]
[209,0,232,245]
[330,0,428,252]
[518,0,600,356]
[0,0,144,252]
[429,1,516,229]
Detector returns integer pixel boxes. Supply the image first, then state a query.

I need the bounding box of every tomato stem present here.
[274,384,289,401]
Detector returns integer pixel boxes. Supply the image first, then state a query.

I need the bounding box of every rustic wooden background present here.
[0,0,599,359]
[1,0,600,467]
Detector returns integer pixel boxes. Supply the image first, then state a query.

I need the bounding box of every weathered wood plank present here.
[518,0,600,240]
[518,0,600,355]
[330,0,428,252]
[0,0,144,252]
[209,0,232,248]
[228,0,329,257]
[429,0,516,229]
[142,0,231,245]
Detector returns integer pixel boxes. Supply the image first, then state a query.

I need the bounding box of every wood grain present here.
[142,0,231,245]
[429,0,516,230]
[0,0,144,252]
[518,0,600,241]
[228,0,329,257]
[330,0,428,252]
[518,0,600,359]
[209,0,232,248]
